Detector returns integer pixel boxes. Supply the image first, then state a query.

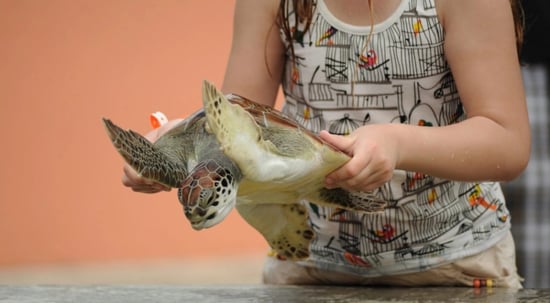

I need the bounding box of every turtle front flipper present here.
[236,202,313,260]
[102,118,187,187]
[202,80,314,182]
[201,81,270,179]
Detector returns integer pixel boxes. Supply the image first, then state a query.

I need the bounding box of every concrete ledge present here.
[0,285,548,303]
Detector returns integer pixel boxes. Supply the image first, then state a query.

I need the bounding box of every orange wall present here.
[0,0,270,266]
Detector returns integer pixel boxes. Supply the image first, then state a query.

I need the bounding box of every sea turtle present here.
[103,80,386,260]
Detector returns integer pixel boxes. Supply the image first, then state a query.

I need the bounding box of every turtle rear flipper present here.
[310,188,387,213]
[102,118,187,187]
[236,202,313,260]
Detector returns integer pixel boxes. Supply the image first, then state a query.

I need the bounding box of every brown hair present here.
[509,0,524,52]
[276,0,524,61]
[276,0,315,66]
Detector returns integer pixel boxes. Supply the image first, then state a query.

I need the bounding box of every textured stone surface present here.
[0,285,549,303]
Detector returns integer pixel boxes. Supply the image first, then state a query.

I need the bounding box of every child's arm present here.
[323,0,530,192]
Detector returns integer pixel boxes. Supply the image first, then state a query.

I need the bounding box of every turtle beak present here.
[189,219,205,230]
[180,194,236,231]
[179,186,226,230]
[188,213,208,230]
[183,205,206,230]
[184,205,218,230]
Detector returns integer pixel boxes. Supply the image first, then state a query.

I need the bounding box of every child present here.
[123,0,529,288]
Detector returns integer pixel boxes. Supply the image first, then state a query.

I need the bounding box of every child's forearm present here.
[394,116,530,182]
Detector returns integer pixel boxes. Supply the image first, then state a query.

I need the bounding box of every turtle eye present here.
[199,189,209,199]
[199,188,213,204]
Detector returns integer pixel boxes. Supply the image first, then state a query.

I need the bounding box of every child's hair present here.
[276,0,525,64]
[276,0,316,67]
[509,0,525,50]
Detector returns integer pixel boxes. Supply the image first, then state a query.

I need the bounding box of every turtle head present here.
[178,159,240,230]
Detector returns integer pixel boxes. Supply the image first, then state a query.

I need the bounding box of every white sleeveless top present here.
[280,0,512,276]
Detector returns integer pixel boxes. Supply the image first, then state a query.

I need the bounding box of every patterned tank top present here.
[279,0,512,276]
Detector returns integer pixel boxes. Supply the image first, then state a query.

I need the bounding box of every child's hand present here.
[121,119,184,193]
[121,165,171,193]
[320,125,399,192]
